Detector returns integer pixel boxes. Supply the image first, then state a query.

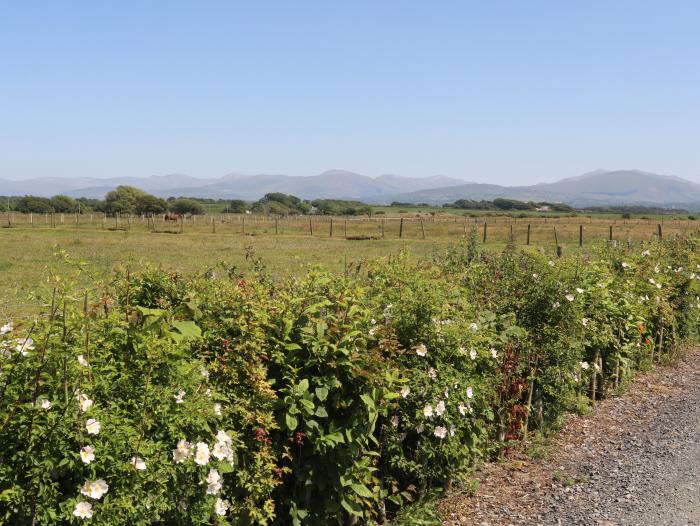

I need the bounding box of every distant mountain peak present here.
[3,169,700,207]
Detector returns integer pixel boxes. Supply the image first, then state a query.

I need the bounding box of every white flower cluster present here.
[419,386,474,439]
[172,430,234,516]
[0,322,35,358]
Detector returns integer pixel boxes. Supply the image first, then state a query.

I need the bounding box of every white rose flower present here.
[565,294,575,302]
[173,439,191,463]
[216,430,232,443]
[469,322,478,333]
[80,479,108,500]
[80,445,95,464]
[214,498,229,516]
[433,426,447,439]
[469,348,477,360]
[466,387,474,399]
[131,456,147,471]
[400,387,410,398]
[576,288,584,294]
[206,468,223,495]
[427,367,437,379]
[15,338,34,356]
[86,418,101,435]
[174,389,186,404]
[199,366,210,379]
[213,403,222,417]
[491,348,498,359]
[423,404,434,418]
[435,400,446,416]
[212,440,233,462]
[0,322,12,334]
[73,501,93,519]
[80,397,93,413]
[580,361,590,370]
[38,398,51,409]
[458,403,467,416]
[414,344,427,357]
[77,355,89,367]
[194,442,210,466]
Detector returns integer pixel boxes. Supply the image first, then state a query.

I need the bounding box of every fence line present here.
[3,212,699,245]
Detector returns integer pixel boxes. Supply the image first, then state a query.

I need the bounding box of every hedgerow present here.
[2,238,699,524]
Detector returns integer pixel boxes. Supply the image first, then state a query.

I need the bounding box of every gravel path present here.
[440,348,700,526]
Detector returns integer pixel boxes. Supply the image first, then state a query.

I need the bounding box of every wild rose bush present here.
[2,238,700,524]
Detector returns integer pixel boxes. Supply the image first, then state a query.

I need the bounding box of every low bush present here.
[2,238,700,524]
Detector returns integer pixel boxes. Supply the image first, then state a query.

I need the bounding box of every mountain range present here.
[2,169,700,207]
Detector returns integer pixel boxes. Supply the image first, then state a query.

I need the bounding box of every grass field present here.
[2,211,697,317]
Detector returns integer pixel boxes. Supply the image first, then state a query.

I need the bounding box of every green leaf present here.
[340,497,363,517]
[285,413,298,431]
[350,483,374,498]
[315,387,329,401]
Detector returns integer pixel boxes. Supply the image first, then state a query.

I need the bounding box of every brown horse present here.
[164,213,180,221]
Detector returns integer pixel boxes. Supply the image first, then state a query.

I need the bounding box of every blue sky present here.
[1,1,699,184]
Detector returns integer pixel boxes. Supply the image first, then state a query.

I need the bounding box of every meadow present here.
[1,211,697,319]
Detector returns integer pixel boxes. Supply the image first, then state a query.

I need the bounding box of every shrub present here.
[2,238,700,524]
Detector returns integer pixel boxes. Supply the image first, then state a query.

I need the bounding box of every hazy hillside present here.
[3,169,700,207]
[0,171,465,200]
[377,170,700,207]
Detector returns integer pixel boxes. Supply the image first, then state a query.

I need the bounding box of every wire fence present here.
[2,212,698,245]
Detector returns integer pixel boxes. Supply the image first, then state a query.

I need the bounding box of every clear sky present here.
[1,1,699,184]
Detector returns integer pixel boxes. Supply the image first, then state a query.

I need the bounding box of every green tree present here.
[169,198,205,215]
[15,196,53,213]
[50,195,79,213]
[135,194,168,215]
[229,199,248,213]
[104,185,148,215]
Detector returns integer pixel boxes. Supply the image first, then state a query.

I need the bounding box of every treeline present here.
[247,193,372,216]
[1,189,374,217]
[1,187,210,216]
[446,197,575,212]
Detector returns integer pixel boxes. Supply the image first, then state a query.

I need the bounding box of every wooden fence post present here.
[399,218,404,238]
[309,218,313,236]
[657,224,663,239]
[579,225,583,247]
[381,218,385,238]
[420,219,426,239]
[526,224,531,245]
[275,217,279,235]
[609,225,613,241]
[482,221,487,243]
[329,218,333,237]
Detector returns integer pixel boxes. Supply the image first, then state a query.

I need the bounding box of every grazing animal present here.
[164,213,180,221]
